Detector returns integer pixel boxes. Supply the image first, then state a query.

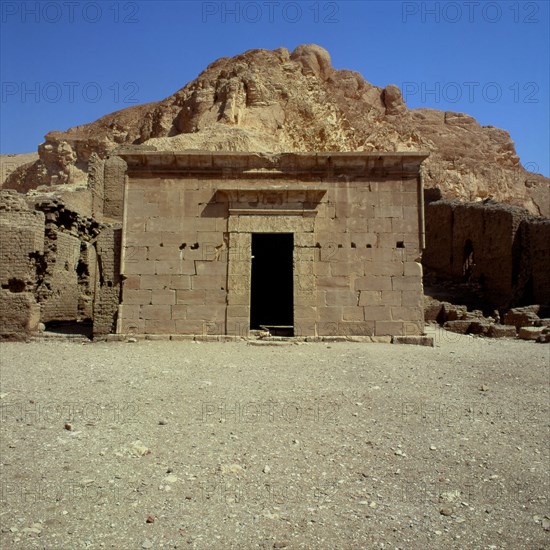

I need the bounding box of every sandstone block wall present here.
[117,152,427,337]
[312,177,424,337]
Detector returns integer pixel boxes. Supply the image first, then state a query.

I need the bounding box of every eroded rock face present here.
[4,44,549,215]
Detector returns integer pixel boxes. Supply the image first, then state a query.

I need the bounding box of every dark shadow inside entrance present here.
[250,233,294,335]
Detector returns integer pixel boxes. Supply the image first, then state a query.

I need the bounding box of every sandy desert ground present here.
[0,329,548,549]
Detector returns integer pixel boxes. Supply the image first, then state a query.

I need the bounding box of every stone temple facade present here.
[115,151,429,338]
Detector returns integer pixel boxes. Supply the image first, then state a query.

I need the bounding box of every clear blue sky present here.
[1,0,548,176]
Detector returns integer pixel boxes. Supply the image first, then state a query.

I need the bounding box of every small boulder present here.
[504,307,540,329]
[469,320,493,335]
[444,304,468,322]
[488,325,517,338]
[424,297,445,323]
[290,44,332,80]
[518,327,544,340]
[383,85,407,115]
[444,320,471,334]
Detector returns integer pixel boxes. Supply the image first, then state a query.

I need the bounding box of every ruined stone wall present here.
[0,191,44,335]
[31,199,103,325]
[422,201,454,276]
[117,152,426,337]
[103,156,126,220]
[93,225,122,336]
[0,197,45,288]
[88,153,126,222]
[0,292,41,336]
[39,230,81,322]
[424,199,548,308]
[89,154,106,219]
[517,218,550,306]
[79,242,97,320]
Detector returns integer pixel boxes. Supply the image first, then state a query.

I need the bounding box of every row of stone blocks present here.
[103,333,434,346]
[116,315,423,337]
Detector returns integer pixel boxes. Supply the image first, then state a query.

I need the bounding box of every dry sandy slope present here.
[0,330,548,549]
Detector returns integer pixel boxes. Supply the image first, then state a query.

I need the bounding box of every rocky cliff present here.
[4,45,548,216]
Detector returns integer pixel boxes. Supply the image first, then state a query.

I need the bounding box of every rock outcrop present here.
[4,45,548,216]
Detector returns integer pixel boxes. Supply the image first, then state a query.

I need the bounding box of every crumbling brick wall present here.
[424,199,549,308]
[1,189,124,337]
[103,156,126,220]
[0,292,41,336]
[0,191,44,336]
[39,230,81,322]
[88,153,126,222]
[89,153,106,220]
[516,218,550,306]
[33,199,102,324]
[92,225,122,336]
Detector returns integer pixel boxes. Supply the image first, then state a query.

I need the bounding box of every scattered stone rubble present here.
[425,297,549,343]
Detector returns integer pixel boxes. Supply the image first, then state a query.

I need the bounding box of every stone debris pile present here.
[425,298,549,342]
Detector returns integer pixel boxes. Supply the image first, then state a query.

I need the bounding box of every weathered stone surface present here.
[469,320,493,335]
[0,153,39,187]
[392,335,434,347]
[2,45,547,339]
[444,320,471,334]
[0,290,40,336]
[443,303,468,321]
[504,307,541,329]
[518,327,544,340]
[0,192,118,337]
[488,324,517,338]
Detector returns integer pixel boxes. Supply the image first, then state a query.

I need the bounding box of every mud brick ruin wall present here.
[0,190,112,337]
[0,193,44,334]
[39,230,81,322]
[92,225,122,336]
[116,152,427,337]
[516,217,550,306]
[423,200,550,308]
[33,199,104,325]
[90,154,106,219]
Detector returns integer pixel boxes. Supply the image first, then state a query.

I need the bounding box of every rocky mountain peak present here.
[3,44,548,216]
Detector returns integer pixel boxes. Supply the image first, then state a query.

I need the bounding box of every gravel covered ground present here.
[0,329,549,550]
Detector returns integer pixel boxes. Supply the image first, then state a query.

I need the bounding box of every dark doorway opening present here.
[44,320,93,339]
[250,233,294,335]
